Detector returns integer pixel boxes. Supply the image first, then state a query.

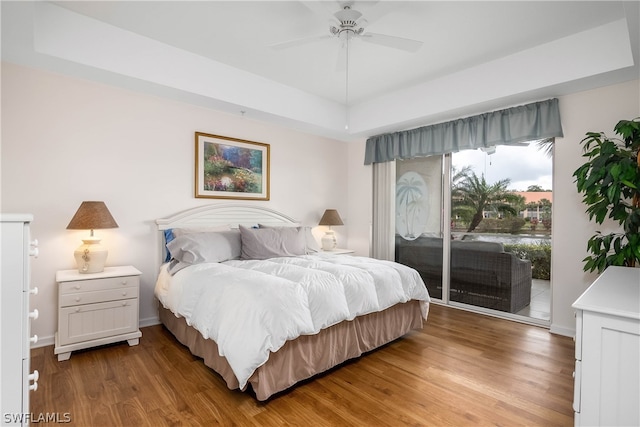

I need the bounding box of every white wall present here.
[551,79,640,336]
[1,62,349,346]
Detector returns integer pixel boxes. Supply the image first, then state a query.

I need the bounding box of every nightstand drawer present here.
[60,286,138,307]
[58,299,138,346]
[59,275,139,295]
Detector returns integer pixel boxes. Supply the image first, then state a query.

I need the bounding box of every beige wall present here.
[1,62,350,345]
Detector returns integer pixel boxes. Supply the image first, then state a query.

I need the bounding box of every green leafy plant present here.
[505,241,551,280]
[573,118,640,272]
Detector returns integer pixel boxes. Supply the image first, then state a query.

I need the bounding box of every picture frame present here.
[195,132,270,200]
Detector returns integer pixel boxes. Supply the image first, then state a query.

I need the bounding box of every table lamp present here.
[66,201,118,273]
[318,209,344,251]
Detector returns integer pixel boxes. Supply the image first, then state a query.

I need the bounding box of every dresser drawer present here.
[60,286,137,307]
[59,275,139,295]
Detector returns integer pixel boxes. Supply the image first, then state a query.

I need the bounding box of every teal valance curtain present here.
[364,98,563,165]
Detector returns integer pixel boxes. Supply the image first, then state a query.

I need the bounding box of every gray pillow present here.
[167,230,242,264]
[258,223,321,253]
[240,225,307,260]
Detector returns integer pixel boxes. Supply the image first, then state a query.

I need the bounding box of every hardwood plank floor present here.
[30,304,575,426]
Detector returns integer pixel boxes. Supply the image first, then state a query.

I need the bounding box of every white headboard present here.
[156,204,298,230]
[156,204,299,262]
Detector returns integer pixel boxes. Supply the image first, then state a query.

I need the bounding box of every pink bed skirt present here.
[159,300,425,401]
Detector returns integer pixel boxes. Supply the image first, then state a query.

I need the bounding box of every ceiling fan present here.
[269,2,423,53]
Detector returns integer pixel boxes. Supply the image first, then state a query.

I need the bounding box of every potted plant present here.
[573,118,640,272]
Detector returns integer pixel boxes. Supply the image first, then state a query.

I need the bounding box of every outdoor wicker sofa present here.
[396,236,532,313]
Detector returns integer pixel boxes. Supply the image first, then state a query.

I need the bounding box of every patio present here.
[516,278,551,321]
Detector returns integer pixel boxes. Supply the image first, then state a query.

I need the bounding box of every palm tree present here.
[535,137,554,158]
[452,170,521,232]
[396,174,425,238]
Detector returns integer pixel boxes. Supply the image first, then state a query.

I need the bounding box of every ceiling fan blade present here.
[360,32,423,52]
[300,1,339,17]
[352,1,399,26]
[268,34,332,50]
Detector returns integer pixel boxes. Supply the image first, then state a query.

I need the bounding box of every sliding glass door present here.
[395,156,444,299]
[395,142,552,324]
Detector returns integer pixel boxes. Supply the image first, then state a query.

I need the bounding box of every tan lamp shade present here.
[67,201,118,274]
[318,209,343,251]
[67,201,118,230]
[318,209,344,226]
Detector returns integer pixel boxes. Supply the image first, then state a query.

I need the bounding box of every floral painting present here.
[195,132,270,200]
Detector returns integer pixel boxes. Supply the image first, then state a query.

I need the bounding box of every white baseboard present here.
[550,323,575,338]
[31,316,162,350]
[140,315,161,328]
[32,335,55,349]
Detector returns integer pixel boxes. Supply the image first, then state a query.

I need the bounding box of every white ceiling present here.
[2,1,639,141]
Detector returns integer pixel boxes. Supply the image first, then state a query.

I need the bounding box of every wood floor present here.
[30,303,575,426]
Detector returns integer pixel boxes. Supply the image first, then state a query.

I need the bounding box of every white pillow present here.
[258,223,321,253]
[240,225,307,260]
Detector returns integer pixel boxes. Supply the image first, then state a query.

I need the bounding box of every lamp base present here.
[321,230,337,251]
[74,238,108,274]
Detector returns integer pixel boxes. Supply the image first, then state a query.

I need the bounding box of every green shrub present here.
[476,217,526,234]
[505,241,551,280]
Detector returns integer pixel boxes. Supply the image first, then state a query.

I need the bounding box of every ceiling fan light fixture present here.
[335,6,362,28]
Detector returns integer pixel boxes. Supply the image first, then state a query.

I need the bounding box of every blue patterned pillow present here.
[163,229,174,262]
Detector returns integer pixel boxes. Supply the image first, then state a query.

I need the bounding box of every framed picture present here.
[195,132,270,200]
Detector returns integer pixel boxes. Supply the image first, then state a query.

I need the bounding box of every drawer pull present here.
[75,308,80,313]
[30,287,39,295]
[28,370,39,391]
[30,335,38,344]
[75,297,81,302]
[29,309,39,320]
[121,280,128,286]
[122,302,128,306]
[29,239,39,257]
[122,291,127,296]
[74,285,81,290]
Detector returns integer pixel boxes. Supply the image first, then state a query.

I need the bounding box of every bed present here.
[154,204,430,401]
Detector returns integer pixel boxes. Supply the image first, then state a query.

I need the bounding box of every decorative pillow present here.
[258,223,321,253]
[163,229,175,262]
[167,229,241,265]
[240,225,307,260]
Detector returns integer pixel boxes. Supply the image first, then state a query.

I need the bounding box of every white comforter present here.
[154,254,430,389]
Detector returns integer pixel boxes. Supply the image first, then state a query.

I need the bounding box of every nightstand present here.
[54,265,142,361]
[321,248,355,255]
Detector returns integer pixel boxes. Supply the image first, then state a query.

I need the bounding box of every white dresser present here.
[572,266,640,426]
[54,265,142,361]
[1,214,39,426]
